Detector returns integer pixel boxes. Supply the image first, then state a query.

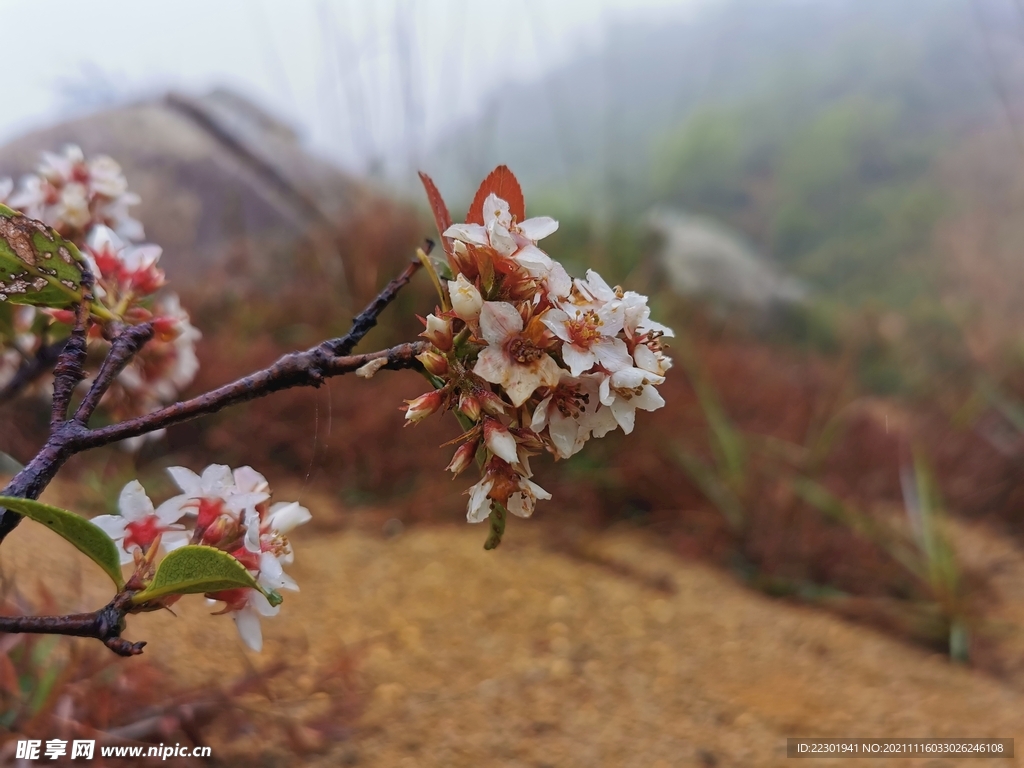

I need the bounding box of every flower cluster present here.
[92,464,310,652]
[2,145,143,242]
[1,146,201,435]
[408,168,672,538]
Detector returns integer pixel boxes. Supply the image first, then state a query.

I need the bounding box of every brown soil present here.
[5,483,1024,767]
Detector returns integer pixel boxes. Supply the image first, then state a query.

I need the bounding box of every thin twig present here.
[73,323,154,424]
[325,254,425,357]
[0,339,66,403]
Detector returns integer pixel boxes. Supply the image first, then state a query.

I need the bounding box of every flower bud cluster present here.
[406,175,673,536]
[1,147,200,437]
[92,464,311,652]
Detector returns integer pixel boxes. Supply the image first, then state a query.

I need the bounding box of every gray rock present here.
[646,208,807,308]
[0,89,385,302]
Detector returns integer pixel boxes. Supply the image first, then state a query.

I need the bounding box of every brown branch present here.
[48,300,90,428]
[0,258,429,654]
[0,592,144,657]
[77,340,427,450]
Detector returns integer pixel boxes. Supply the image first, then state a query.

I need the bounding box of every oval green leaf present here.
[131,545,280,606]
[0,496,124,589]
[0,204,86,308]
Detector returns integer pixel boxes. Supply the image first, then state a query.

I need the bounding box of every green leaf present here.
[0,204,86,308]
[0,496,124,589]
[131,545,281,606]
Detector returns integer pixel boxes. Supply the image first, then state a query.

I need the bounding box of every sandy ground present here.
[2,486,1023,767]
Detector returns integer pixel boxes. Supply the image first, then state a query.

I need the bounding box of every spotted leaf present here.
[0,204,86,308]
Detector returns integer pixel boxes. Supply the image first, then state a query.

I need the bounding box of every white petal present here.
[514,244,554,273]
[226,491,270,517]
[488,222,517,256]
[583,270,616,302]
[154,495,191,525]
[531,396,553,432]
[507,492,532,519]
[443,223,489,246]
[233,466,269,495]
[161,531,191,552]
[483,193,512,229]
[611,398,637,434]
[117,480,154,522]
[167,466,202,496]
[545,262,573,299]
[466,478,493,523]
[91,514,128,541]
[610,366,649,391]
[503,366,545,407]
[266,501,311,534]
[244,510,262,553]
[479,302,523,346]
[517,216,558,241]
[249,588,280,617]
[233,606,264,652]
[562,344,597,377]
[540,308,573,342]
[589,405,619,438]
[632,344,660,374]
[593,338,633,373]
[473,347,509,386]
[201,464,234,494]
[548,409,580,459]
[635,385,666,413]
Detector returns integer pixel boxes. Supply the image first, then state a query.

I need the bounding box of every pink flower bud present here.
[447,440,479,476]
[420,313,453,351]
[477,389,507,416]
[458,392,482,421]
[417,349,449,376]
[404,390,443,423]
[483,417,519,464]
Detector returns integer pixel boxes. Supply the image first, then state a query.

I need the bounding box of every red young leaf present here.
[418,171,453,244]
[466,165,526,225]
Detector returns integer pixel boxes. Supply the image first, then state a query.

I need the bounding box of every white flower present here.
[621,291,674,339]
[531,373,617,459]
[448,273,483,322]
[92,480,187,565]
[57,182,91,230]
[158,464,268,530]
[542,303,632,377]
[598,366,666,435]
[473,301,561,406]
[514,244,572,299]
[443,193,559,258]
[506,477,551,519]
[464,471,551,522]
[6,176,46,220]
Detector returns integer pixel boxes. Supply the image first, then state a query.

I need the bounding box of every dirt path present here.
[4,495,1022,767]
